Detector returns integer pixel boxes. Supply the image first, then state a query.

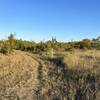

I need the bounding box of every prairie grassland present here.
[63,50,100,70]
[35,50,100,100]
[0,51,39,99]
[61,50,100,100]
[0,50,99,100]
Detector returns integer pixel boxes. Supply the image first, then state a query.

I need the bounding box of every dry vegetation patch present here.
[0,50,39,99]
[0,50,99,100]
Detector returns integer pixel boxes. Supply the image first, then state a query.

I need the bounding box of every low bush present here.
[0,43,10,54]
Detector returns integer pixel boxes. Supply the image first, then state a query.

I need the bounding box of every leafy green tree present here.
[0,41,10,54]
[80,39,92,49]
[8,33,15,52]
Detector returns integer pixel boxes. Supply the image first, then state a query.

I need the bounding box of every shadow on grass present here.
[45,56,99,100]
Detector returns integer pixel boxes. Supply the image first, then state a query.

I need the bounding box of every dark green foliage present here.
[8,34,15,50]
[0,42,10,54]
[15,39,36,52]
[0,34,15,54]
[0,35,100,54]
[80,39,92,49]
[48,56,64,66]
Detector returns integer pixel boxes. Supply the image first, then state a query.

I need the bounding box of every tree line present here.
[0,34,100,54]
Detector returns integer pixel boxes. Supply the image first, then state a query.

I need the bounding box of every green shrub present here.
[0,40,14,54]
[0,43,10,54]
[48,56,64,66]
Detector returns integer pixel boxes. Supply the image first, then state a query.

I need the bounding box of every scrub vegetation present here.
[0,34,100,100]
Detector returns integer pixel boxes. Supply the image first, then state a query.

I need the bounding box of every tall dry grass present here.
[35,50,100,100]
[0,50,99,100]
[63,50,100,70]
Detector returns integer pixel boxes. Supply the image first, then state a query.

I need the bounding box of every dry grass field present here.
[0,51,39,99]
[0,50,100,100]
[62,50,100,100]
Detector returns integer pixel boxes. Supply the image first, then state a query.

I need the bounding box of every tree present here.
[8,33,15,52]
[0,41,11,54]
[80,39,92,49]
[51,37,57,57]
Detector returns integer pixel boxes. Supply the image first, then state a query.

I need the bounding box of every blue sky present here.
[0,0,100,41]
